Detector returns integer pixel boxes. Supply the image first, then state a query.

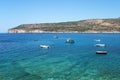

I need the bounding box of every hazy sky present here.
[0,0,120,32]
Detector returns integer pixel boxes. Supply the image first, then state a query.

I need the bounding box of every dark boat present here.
[54,35,58,39]
[96,51,107,54]
[34,39,39,41]
[65,39,75,43]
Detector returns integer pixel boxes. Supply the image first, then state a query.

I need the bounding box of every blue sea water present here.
[0,33,120,80]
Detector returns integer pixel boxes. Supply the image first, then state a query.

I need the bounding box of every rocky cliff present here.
[8,18,120,33]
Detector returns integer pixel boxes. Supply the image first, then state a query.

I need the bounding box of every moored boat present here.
[54,35,58,39]
[94,39,101,42]
[34,39,39,41]
[40,45,50,49]
[65,39,75,43]
[95,44,105,47]
[96,51,107,54]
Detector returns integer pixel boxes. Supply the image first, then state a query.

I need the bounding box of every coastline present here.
[7,31,120,34]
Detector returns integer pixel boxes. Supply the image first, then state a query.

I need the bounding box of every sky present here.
[0,0,120,33]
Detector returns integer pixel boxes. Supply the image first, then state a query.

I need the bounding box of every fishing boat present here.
[94,39,101,42]
[54,35,58,39]
[95,44,105,47]
[40,45,50,49]
[34,39,39,41]
[65,39,75,43]
[96,51,107,54]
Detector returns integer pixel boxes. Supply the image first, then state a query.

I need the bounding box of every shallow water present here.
[0,33,120,80]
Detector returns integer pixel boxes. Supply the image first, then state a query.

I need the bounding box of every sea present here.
[0,33,120,80]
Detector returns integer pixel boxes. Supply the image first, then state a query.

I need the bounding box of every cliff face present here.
[8,18,120,33]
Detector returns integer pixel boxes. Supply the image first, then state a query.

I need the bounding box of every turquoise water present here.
[0,33,120,80]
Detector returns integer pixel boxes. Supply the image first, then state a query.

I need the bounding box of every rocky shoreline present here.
[8,29,120,34]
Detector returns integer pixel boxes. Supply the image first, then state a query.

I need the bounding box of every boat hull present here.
[96,51,107,54]
[40,45,50,49]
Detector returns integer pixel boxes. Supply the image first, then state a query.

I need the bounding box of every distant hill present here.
[8,18,120,33]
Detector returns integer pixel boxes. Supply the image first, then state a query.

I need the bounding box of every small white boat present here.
[94,39,101,42]
[96,51,107,54]
[40,45,50,49]
[95,44,105,47]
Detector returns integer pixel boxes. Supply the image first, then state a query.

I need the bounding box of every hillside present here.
[8,18,120,33]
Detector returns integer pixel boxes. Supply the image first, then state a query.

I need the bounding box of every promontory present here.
[8,18,120,33]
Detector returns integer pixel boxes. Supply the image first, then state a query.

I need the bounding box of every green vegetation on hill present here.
[8,18,120,33]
